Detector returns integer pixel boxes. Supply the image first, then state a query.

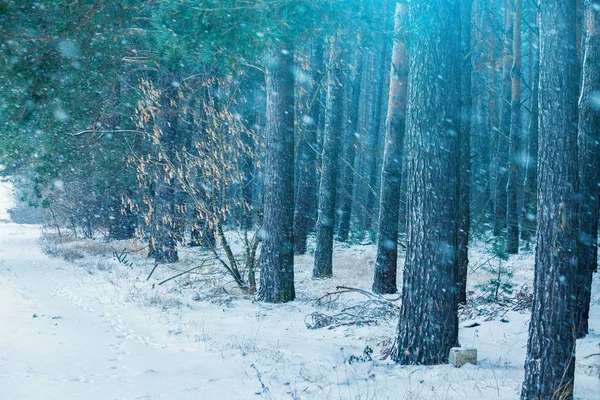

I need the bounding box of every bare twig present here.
[157,264,208,286]
[146,262,160,281]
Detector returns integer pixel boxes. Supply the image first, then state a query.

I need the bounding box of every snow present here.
[0,180,14,221]
[0,184,598,399]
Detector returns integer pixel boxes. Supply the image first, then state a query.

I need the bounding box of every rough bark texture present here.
[522,4,539,242]
[575,1,599,339]
[313,39,343,279]
[507,0,522,254]
[257,43,296,303]
[362,39,387,233]
[471,0,493,228]
[391,0,461,365]
[294,41,324,254]
[239,69,262,231]
[494,0,512,237]
[457,0,472,305]
[521,1,579,398]
[337,40,363,243]
[372,3,408,295]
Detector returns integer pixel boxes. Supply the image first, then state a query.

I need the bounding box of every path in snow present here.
[0,222,257,400]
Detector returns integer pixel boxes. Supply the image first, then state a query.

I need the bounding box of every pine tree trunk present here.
[488,2,503,233]
[107,80,137,241]
[575,0,600,339]
[472,0,494,227]
[373,3,408,295]
[521,1,579,398]
[240,69,261,231]
[351,54,372,238]
[362,45,386,234]
[256,42,296,303]
[294,41,324,254]
[337,39,364,243]
[313,38,344,279]
[457,0,473,305]
[521,4,539,242]
[391,0,461,365]
[506,0,522,254]
[494,0,512,237]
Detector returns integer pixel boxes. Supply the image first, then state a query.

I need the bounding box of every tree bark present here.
[372,3,408,295]
[391,0,461,365]
[506,0,522,254]
[521,1,579,398]
[493,0,512,237]
[521,3,539,242]
[256,41,296,303]
[575,0,600,339]
[239,69,262,231]
[337,37,364,243]
[457,0,473,305]
[294,40,324,254]
[362,39,387,233]
[313,37,344,279]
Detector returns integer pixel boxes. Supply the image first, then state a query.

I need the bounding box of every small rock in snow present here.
[449,347,477,367]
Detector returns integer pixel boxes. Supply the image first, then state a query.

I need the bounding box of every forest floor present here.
[0,191,599,399]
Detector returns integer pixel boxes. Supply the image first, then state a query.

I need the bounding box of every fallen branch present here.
[310,285,400,307]
[68,129,147,137]
[335,286,380,298]
[157,264,208,286]
[305,289,400,330]
[305,311,379,330]
[146,262,159,281]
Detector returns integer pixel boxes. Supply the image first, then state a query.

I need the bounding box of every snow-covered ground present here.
[0,184,598,399]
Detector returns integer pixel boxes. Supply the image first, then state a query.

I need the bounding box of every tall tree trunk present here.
[337,37,364,243]
[362,9,391,235]
[488,0,503,233]
[107,80,137,241]
[494,0,512,237]
[239,69,262,231]
[469,0,484,224]
[521,3,539,242]
[506,0,522,254]
[457,0,473,305]
[372,3,408,295]
[313,37,344,279]
[575,0,600,339]
[521,0,579,398]
[391,0,461,365]
[472,0,495,229]
[257,42,296,303]
[294,41,324,254]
